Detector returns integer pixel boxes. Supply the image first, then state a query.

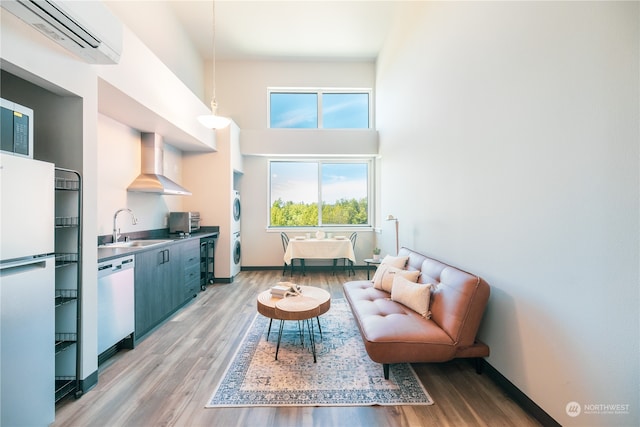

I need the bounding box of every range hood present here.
[127,133,192,196]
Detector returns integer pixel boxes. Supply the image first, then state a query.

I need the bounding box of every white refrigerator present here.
[0,153,55,426]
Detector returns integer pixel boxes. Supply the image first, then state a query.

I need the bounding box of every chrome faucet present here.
[113,208,138,243]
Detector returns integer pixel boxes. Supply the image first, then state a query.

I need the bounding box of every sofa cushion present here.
[429,266,489,347]
[372,264,421,293]
[343,281,457,363]
[391,274,433,318]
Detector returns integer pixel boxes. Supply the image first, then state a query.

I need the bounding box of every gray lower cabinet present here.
[135,239,199,342]
[182,239,200,300]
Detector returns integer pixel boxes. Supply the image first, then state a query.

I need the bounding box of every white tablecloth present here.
[284,238,355,264]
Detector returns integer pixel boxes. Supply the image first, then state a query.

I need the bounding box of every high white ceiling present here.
[111,1,401,61]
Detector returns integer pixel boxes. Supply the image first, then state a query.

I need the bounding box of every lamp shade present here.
[198,113,230,129]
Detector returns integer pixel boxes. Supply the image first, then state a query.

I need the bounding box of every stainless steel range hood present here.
[127,133,192,196]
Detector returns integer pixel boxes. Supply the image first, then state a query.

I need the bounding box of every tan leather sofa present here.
[343,247,490,379]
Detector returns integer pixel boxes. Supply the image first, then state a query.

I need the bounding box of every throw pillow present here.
[391,274,433,318]
[372,264,421,293]
[380,255,409,269]
[370,255,409,284]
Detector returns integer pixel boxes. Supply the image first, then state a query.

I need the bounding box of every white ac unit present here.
[1,0,122,64]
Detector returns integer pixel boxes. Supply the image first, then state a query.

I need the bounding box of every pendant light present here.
[198,0,230,129]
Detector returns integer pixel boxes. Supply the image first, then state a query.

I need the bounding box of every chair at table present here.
[281,232,305,276]
[346,231,357,276]
[281,232,290,275]
[331,231,357,276]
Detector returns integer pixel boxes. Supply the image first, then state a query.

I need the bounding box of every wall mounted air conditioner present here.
[1,0,122,64]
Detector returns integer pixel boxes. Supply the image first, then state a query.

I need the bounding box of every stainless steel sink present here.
[99,239,173,249]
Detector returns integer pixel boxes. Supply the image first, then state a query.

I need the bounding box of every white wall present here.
[105,0,205,100]
[97,114,184,237]
[216,60,376,129]
[96,25,214,152]
[213,60,379,268]
[183,122,239,280]
[376,2,639,426]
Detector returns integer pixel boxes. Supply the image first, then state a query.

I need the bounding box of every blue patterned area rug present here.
[206,298,433,407]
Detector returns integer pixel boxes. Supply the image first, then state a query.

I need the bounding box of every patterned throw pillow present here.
[372,264,421,293]
[391,274,434,318]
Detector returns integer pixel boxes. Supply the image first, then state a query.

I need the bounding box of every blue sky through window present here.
[271,161,367,204]
[321,163,368,203]
[270,93,317,128]
[271,162,318,204]
[269,90,370,128]
[323,93,369,128]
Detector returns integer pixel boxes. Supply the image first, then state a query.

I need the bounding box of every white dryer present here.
[231,231,241,277]
[232,190,241,233]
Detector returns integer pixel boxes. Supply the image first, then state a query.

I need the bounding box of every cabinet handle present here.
[158,249,170,265]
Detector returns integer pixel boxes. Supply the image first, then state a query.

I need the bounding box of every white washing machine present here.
[231,231,241,277]
[232,190,241,233]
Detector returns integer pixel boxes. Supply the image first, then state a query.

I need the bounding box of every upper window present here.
[269,160,371,227]
[269,88,371,129]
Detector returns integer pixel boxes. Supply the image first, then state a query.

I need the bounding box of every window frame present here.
[268,158,374,229]
[267,87,373,129]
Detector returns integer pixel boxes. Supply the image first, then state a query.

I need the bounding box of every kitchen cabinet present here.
[134,244,181,341]
[134,238,202,343]
[182,239,200,300]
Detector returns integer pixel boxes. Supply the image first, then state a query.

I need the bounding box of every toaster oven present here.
[169,211,201,234]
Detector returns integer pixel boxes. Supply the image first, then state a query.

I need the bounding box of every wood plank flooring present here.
[54,269,541,427]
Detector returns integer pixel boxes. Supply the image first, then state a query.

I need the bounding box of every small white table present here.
[284,238,355,275]
[363,258,381,280]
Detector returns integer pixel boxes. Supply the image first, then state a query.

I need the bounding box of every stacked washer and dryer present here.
[231,190,241,277]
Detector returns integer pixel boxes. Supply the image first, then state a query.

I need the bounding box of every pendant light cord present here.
[211,0,217,108]
[198,0,230,128]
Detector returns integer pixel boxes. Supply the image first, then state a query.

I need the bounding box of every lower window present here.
[269,160,371,227]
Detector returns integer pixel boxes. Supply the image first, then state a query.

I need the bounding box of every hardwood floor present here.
[54,269,541,427]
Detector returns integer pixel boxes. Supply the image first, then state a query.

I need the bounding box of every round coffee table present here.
[256,285,331,362]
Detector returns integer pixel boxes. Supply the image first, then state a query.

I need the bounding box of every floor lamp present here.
[385,215,399,255]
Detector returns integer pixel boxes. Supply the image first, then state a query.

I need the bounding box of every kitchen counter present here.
[98,228,219,263]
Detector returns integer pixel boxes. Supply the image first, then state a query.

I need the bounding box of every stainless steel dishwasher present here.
[98,255,135,357]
